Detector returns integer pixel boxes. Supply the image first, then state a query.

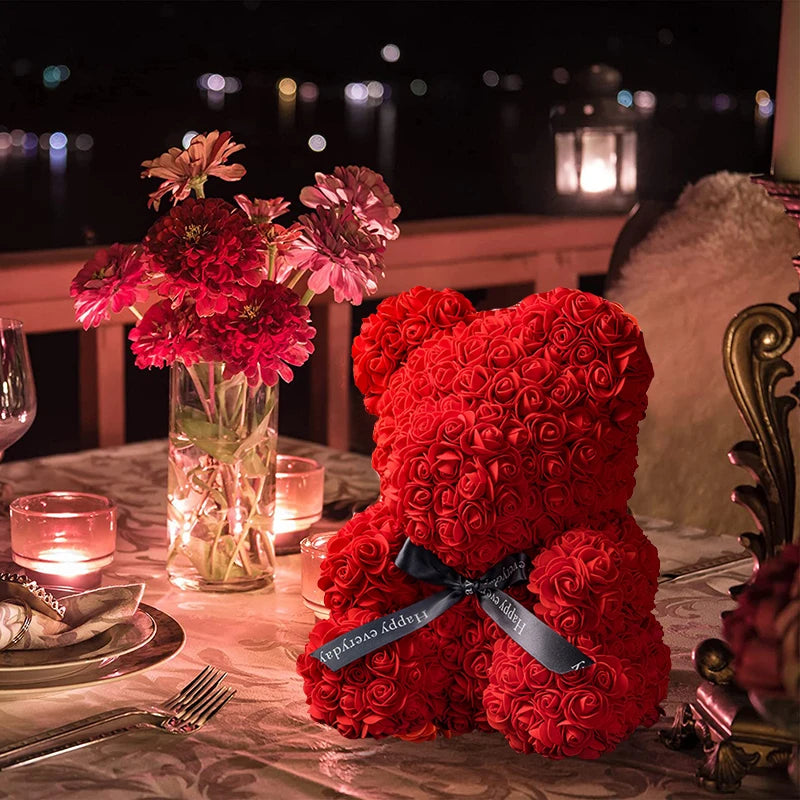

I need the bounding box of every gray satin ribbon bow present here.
[310,539,593,674]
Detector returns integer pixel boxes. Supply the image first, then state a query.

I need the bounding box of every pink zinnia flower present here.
[197,282,316,386]
[296,207,386,305]
[71,244,148,330]
[128,299,202,369]
[141,130,246,211]
[143,198,265,317]
[234,194,291,224]
[299,166,400,240]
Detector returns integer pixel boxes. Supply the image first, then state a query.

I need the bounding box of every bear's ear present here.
[352,286,474,415]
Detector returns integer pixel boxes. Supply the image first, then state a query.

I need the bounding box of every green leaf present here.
[177,416,240,463]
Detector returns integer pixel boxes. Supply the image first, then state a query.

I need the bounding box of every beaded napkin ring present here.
[0,571,66,620]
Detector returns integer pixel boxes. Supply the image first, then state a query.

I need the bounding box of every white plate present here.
[0,610,156,680]
[0,604,185,695]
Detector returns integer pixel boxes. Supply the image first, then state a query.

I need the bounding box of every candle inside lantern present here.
[9,492,117,589]
[300,530,336,619]
[274,455,325,535]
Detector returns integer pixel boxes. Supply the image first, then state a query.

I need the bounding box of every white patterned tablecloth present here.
[0,440,792,800]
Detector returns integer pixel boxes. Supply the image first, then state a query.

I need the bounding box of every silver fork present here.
[0,666,236,771]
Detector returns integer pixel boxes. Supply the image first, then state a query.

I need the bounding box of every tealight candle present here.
[275,455,325,535]
[9,492,117,590]
[300,530,336,619]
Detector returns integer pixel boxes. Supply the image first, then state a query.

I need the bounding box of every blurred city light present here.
[345,82,369,102]
[617,90,633,108]
[757,99,775,118]
[367,80,384,100]
[712,93,732,112]
[410,79,427,96]
[552,67,569,85]
[278,77,298,98]
[75,133,94,151]
[223,76,241,94]
[49,132,68,150]
[634,90,656,111]
[755,89,771,107]
[206,73,225,92]
[197,73,211,89]
[11,129,25,147]
[299,82,319,102]
[22,132,38,150]
[38,132,51,150]
[0,133,12,151]
[381,44,400,63]
[182,130,199,149]
[482,70,500,87]
[308,134,327,152]
[583,104,595,115]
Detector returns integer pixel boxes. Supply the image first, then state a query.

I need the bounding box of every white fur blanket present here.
[607,172,799,537]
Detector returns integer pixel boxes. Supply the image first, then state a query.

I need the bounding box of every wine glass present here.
[0,320,36,499]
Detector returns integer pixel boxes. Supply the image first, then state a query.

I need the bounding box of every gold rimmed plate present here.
[0,604,185,694]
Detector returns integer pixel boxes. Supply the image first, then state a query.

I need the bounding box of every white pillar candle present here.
[772,0,800,180]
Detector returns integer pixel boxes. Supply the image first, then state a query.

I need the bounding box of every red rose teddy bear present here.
[297,286,670,758]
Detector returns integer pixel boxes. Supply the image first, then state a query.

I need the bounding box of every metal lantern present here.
[551,64,641,211]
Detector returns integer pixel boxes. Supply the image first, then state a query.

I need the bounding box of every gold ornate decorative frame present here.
[661,176,799,792]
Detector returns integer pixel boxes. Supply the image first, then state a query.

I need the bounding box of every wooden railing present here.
[0,214,626,451]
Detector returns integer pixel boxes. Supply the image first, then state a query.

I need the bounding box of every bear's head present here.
[352,286,654,576]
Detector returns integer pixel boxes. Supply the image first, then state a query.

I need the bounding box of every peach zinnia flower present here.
[141,130,246,211]
[300,166,401,241]
[234,194,291,224]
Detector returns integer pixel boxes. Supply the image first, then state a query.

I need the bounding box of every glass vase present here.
[166,360,278,592]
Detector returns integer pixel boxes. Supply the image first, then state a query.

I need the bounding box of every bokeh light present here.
[308,134,327,152]
[224,76,242,94]
[583,104,595,115]
[299,82,319,102]
[367,80,384,100]
[278,77,297,98]
[757,99,774,118]
[11,129,25,147]
[22,132,38,150]
[75,133,94,151]
[182,130,199,149]
[755,89,771,107]
[0,133,12,151]
[410,79,427,96]
[617,90,633,108]
[552,67,569,85]
[206,73,225,92]
[38,132,51,150]
[634,90,656,111]
[381,44,400,63]
[49,132,68,150]
[345,82,368,102]
[712,93,732,112]
[482,70,499,87]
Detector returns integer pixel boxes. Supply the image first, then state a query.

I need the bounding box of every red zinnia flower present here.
[143,197,265,317]
[128,299,202,369]
[141,130,246,211]
[71,244,148,330]
[197,281,316,386]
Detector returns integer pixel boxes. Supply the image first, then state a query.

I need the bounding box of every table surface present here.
[0,439,793,800]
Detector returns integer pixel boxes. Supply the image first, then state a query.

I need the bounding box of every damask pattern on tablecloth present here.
[0,441,792,800]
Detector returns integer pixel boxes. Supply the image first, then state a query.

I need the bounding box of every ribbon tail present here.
[310,589,459,672]
[479,590,594,674]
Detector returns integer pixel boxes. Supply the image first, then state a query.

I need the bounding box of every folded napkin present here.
[0,584,144,651]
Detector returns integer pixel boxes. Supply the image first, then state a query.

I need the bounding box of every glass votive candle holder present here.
[9,492,117,590]
[300,530,336,619]
[275,455,325,535]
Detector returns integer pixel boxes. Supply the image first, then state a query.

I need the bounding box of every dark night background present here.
[0,0,785,459]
